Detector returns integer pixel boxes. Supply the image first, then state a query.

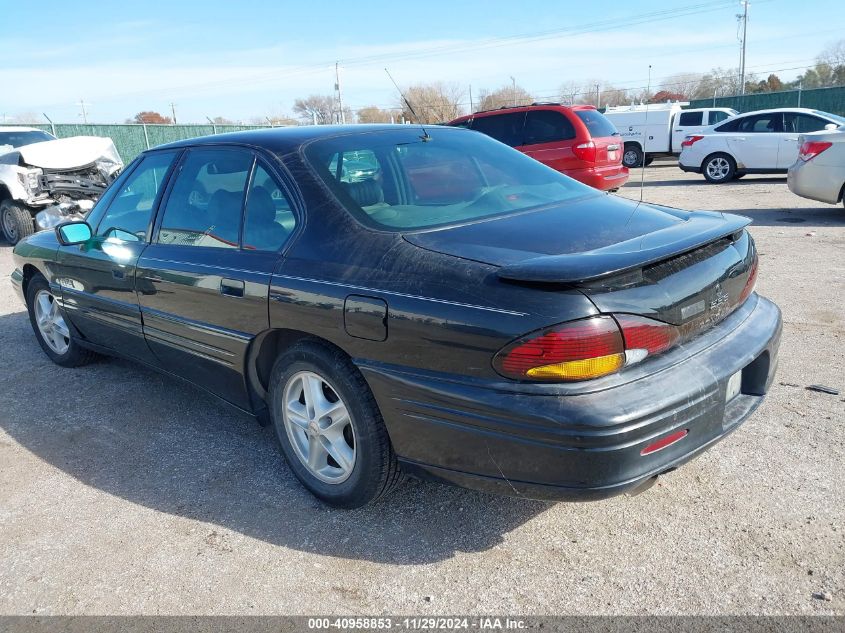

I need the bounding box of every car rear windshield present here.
[814,110,845,126]
[0,130,56,148]
[574,110,619,138]
[302,127,595,231]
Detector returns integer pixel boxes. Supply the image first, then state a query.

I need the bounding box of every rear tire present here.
[25,275,97,367]
[622,144,644,168]
[702,153,736,184]
[644,157,654,167]
[1,200,35,245]
[268,340,403,508]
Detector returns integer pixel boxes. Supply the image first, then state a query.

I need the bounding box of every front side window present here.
[95,151,178,241]
[0,130,56,149]
[157,149,253,248]
[708,110,732,125]
[304,127,593,231]
[678,111,703,126]
[242,164,297,251]
[784,113,830,134]
[470,112,526,147]
[523,110,576,145]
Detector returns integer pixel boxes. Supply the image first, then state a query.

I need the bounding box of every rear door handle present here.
[220,278,245,297]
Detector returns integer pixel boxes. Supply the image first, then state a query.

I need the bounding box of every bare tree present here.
[397,82,466,124]
[557,81,582,105]
[658,72,704,100]
[476,83,533,111]
[819,38,845,66]
[293,95,335,124]
[356,106,400,124]
[9,111,41,124]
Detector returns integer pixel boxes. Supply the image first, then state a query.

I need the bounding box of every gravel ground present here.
[0,164,842,616]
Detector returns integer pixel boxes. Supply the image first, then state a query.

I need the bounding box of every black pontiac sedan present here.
[10,125,781,508]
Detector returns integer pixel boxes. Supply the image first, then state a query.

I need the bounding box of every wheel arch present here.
[20,263,48,298]
[247,328,355,412]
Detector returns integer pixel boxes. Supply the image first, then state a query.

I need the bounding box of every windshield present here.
[0,130,56,149]
[814,110,845,126]
[303,127,595,231]
[574,110,619,137]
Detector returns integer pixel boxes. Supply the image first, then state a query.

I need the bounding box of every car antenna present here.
[385,68,430,140]
[639,64,652,205]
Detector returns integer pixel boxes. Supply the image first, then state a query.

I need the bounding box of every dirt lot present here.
[0,163,842,616]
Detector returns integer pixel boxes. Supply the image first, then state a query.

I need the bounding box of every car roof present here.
[151,124,436,154]
[0,126,44,133]
[450,103,593,123]
[732,107,834,117]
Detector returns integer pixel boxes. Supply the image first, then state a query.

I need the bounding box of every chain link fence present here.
[689,85,845,116]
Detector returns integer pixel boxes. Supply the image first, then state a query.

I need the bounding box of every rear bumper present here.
[567,165,629,191]
[679,163,701,174]
[361,294,781,501]
[787,161,843,205]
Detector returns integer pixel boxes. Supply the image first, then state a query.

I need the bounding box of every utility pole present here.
[335,62,346,124]
[76,99,89,124]
[596,83,601,109]
[469,84,473,112]
[510,76,516,106]
[738,0,749,96]
[170,102,177,124]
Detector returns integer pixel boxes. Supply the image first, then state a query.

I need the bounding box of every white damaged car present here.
[0,127,123,244]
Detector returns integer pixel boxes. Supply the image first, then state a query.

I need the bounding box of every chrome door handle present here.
[220,278,245,297]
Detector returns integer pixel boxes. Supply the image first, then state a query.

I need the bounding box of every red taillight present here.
[640,429,688,456]
[494,316,624,382]
[615,315,680,360]
[493,314,683,383]
[739,256,758,304]
[798,141,832,161]
[573,141,596,163]
[681,135,704,148]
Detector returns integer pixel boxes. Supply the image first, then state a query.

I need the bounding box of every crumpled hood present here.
[17,136,123,177]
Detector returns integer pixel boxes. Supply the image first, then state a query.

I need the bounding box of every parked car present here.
[12,125,780,508]
[678,108,845,183]
[447,104,629,191]
[604,102,737,167]
[787,127,845,207]
[0,127,123,244]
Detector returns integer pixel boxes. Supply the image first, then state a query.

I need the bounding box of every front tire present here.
[25,275,96,367]
[269,341,403,508]
[702,153,736,183]
[622,144,644,168]
[1,200,35,245]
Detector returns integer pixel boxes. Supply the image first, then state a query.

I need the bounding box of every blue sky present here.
[1,0,842,123]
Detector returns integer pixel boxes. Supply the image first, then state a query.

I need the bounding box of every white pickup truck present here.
[603,103,738,167]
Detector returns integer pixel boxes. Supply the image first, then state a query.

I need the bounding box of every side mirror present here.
[56,221,92,245]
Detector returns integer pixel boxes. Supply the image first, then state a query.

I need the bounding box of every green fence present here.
[18,123,273,165]
[689,85,845,116]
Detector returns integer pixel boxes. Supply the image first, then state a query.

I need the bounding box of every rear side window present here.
[95,151,178,241]
[242,164,296,251]
[157,149,253,249]
[523,110,576,145]
[470,112,526,147]
[737,114,782,133]
[573,110,618,138]
[678,111,703,126]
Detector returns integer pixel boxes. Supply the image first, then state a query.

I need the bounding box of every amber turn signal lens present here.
[525,353,626,380]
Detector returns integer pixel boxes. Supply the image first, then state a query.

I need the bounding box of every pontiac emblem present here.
[709,283,729,311]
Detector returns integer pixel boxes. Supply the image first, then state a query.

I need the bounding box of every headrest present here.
[248,187,276,223]
[342,179,383,207]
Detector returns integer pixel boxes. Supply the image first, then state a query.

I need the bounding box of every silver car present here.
[788,126,845,207]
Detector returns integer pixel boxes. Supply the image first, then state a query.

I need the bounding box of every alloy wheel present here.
[706,157,730,180]
[33,289,70,355]
[282,371,356,484]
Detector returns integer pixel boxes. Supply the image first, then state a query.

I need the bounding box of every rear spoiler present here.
[497,212,751,284]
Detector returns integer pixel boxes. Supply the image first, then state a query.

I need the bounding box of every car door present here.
[671,110,704,152]
[778,113,834,168]
[726,113,784,169]
[519,109,578,172]
[135,147,298,409]
[55,150,180,363]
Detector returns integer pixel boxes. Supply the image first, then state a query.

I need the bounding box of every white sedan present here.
[678,108,845,183]
[788,127,845,207]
